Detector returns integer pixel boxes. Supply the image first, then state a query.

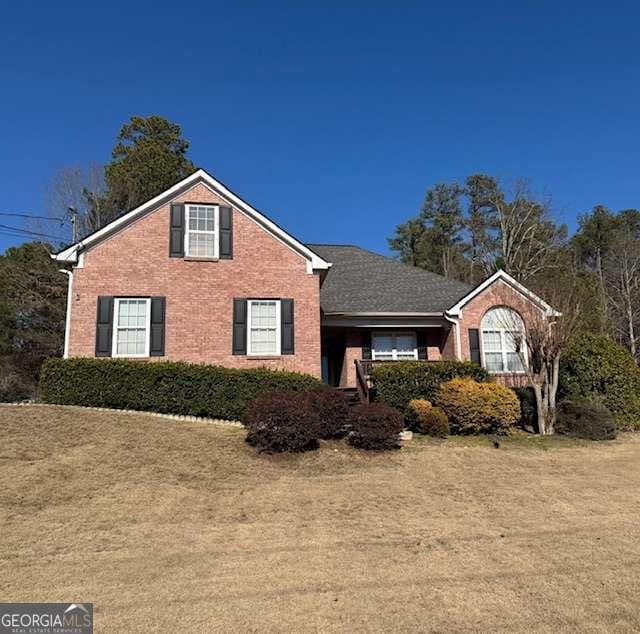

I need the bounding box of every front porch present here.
[321,323,456,389]
[321,323,529,403]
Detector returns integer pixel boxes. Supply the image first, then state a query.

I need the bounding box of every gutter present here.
[58,269,73,359]
[323,311,445,318]
[444,312,463,361]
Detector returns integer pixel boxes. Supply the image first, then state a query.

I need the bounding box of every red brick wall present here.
[457,278,541,387]
[68,182,322,377]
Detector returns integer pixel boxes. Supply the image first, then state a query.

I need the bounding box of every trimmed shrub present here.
[514,386,537,431]
[307,387,353,439]
[559,334,640,430]
[39,358,321,421]
[556,399,617,441]
[348,403,404,450]
[0,357,35,402]
[245,391,321,453]
[436,377,520,435]
[406,399,449,437]
[372,360,490,413]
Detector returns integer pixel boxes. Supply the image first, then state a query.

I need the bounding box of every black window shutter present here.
[469,328,481,364]
[150,297,166,356]
[361,331,372,360]
[95,296,114,357]
[417,330,428,360]
[281,299,294,355]
[169,203,185,257]
[232,298,247,355]
[219,206,233,259]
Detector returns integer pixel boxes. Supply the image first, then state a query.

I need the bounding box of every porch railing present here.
[354,359,371,403]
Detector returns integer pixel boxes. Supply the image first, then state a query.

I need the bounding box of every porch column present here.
[340,329,363,388]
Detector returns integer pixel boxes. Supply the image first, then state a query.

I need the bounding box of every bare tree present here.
[40,164,107,242]
[604,227,640,359]
[466,176,566,283]
[500,289,580,434]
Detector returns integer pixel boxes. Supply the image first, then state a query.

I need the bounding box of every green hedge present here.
[559,334,640,430]
[371,360,490,413]
[39,358,322,422]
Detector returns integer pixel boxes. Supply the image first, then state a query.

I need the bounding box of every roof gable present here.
[446,269,560,317]
[53,169,331,271]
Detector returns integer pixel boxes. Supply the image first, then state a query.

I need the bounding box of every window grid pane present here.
[249,301,278,355]
[506,352,524,372]
[484,352,504,373]
[186,206,216,257]
[482,331,502,352]
[115,299,148,356]
[372,332,417,360]
[482,324,526,372]
[372,334,393,358]
[396,333,417,359]
[503,331,520,353]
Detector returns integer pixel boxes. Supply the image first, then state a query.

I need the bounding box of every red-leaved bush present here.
[245,391,320,453]
[348,402,404,450]
[307,387,354,439]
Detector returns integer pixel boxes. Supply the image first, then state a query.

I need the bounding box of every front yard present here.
[1,405,639,632]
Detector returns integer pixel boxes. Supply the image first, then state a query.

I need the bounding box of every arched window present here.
[481,307,526,373]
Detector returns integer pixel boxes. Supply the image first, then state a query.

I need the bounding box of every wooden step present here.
[336,387,362,406]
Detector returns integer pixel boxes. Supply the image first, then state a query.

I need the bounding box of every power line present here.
[0,223,67,242]
[0,211,66,222]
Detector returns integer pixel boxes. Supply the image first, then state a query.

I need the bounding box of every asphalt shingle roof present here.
[307,244,472,314]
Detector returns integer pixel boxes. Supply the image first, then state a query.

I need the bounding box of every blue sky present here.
[1,1,639,255]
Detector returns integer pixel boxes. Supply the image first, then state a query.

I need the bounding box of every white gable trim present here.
[446,270,560,317]
[53,169,331,271]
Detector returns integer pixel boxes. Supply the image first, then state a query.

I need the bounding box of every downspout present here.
[444,312,462,361]
[59,269,73,359]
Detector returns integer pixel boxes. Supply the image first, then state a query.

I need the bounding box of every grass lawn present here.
[1,405,639,632]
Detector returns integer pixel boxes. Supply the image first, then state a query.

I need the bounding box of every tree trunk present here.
[531,365,557,435]
[532,383,551,435]
[596,248,608,328]
[624,270,637,359]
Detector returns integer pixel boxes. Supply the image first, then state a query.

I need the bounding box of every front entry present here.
[321,331,345,387]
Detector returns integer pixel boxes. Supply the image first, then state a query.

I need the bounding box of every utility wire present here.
[0,223,67,242]
[0,211,66,222]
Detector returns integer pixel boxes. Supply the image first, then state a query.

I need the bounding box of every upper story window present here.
[185,204,218,258]
[372,331,417,361]
[247,300,281,356]
[481,307,526,373]
[112,298,151,358]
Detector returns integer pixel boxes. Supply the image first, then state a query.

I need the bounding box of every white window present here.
[185,204,218,258]
[247,300,281,356]
[112,298,151,358]
[372,331,418,361]
[481,307,526,373]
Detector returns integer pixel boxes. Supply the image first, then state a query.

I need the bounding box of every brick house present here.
[54,169,557,397]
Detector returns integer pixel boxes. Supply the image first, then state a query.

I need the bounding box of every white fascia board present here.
[53,169,331,271]
[323,311,444,317]
[445,270,560,317]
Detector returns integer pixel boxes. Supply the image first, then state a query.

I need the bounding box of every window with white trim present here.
[112,298,151,357]
[247,300,281,355]
[481,307,526,373]
[185,204,218,258]
[372,331,417,361]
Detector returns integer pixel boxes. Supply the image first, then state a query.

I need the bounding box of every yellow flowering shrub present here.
[407,399,450,437]
[436,378,520,435]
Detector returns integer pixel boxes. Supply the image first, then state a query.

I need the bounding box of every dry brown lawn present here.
[1,405,639,632]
